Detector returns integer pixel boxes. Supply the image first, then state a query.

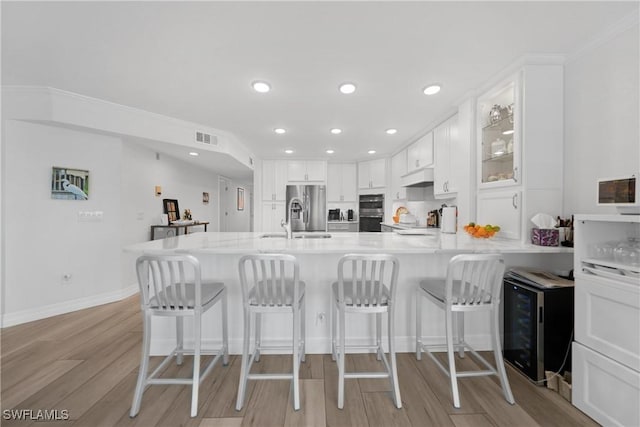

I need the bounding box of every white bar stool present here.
[331,254,402,409]
[130,254,229,418]
[236,254,306,411]
[416,254,515,408]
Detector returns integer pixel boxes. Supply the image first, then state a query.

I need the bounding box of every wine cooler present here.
[503,275,574,384]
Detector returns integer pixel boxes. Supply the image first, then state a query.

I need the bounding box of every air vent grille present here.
[195,131,218,146]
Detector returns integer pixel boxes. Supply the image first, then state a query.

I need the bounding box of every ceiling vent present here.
[195,131,218,146]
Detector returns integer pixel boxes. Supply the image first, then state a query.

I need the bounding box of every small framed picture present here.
[237,188,244,211]
[203,192,210,205]
[51,167,89,200]
[163,199,180,222]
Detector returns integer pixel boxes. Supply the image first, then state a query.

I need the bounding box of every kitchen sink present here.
[260,233,332,239]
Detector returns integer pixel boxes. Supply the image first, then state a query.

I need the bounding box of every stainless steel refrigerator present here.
[286,185,327,232]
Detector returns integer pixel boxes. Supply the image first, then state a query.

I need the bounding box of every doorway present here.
[219,177,233,232]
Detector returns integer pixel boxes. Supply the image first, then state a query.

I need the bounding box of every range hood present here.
[401,167,434,187]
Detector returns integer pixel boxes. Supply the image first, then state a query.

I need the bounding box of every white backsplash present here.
[391,186,456,226]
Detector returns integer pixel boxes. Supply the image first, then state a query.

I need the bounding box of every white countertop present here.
[124,231,573,255]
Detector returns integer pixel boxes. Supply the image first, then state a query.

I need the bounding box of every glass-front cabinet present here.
[478,80,519,187]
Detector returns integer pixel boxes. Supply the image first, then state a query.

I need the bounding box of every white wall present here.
[120,140,224,287]
[3,120,124,323]
[564,20,639,215]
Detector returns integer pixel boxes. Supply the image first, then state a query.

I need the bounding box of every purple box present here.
[531,228,559,246]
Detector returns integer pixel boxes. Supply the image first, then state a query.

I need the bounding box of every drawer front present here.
[573,342,640,427]
[328,223,357,232]
[575,273,640,370]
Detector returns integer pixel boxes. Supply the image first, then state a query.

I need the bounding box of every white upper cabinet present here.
[434,115,459,198]
[476,62,564,241]
[391,149,407,200]
[262,160,287,201]
[407,131,433,173]
[358,158,386,190]
[287,160,326,182]
[477,189,521,240]
[327,163,357,202]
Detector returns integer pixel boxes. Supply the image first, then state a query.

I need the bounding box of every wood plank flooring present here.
[1,296,598,426]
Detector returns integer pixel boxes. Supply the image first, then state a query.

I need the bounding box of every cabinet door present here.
[261,201,285,232]
[358,161,371,189]
[327,163,342,202]
[262,160,276,201]
[369,158,386,188]
[433,123,450,197]
[407,131,433,172]
[273,160,287,200]
[573,342,640,427]
[305,161,326,181]
[391,150,407,200]
[341,163,357,202]
[477,190,521,240]
[287,161,307,182]
[434,116,459,198]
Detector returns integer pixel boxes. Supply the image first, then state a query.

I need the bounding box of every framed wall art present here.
[51,167,89,200]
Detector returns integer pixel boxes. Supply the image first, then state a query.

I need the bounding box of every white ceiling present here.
[2,1,637,174]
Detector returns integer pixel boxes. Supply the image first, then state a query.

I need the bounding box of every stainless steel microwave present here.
[597,173,639,214]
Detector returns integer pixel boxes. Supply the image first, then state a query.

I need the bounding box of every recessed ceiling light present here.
[189,152,199,157]
[274,128,286,134]
[326,149,335,154]
[423,84,441,95]
[502,129,515,135]
[252,80,271,93]
[330,128,342,134]
[385,128,398,135]
[368,150,376,154]
[339,82,356,94]
[284,149,294,154]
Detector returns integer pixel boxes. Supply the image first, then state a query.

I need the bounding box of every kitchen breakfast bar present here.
[125,231,573,356]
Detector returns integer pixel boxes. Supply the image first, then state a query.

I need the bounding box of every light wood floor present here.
[1,295,597,427]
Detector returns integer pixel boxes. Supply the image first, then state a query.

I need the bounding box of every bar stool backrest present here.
[337,254,399,307]
[136,254,202,311]
[238,254,301,308]
[445,254,505,308]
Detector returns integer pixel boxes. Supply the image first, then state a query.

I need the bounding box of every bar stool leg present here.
[445,307,461,408]
[416,288,422,360]
[292,306,301,411]
[236,309,251,411]
[388,308,402,409]
[176,317,184,365]
[221,290,229,365]
[331,297,337,361]
[254,313,262,362]
[190,312,202,417]
[301,295,306,363]
[130,311,152,417]
[338,307,346,409]
[491,304,515,404]
[376,313,382,361]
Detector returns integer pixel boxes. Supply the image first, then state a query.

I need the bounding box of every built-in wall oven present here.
[359,194,384,232]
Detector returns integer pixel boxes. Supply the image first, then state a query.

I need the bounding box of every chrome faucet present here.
[281,197,302,239]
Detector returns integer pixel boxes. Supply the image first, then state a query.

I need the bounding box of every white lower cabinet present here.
[476,189,521,239]
[261,201,285,232]
[573,342,640,427]
[573,215,640,426]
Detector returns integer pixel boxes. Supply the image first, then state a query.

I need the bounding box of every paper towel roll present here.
[441,207,457,234]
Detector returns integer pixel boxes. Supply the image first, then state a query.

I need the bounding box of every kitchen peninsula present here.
[125,231,573,355]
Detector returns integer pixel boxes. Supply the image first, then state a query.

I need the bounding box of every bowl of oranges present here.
[463,222,500,238]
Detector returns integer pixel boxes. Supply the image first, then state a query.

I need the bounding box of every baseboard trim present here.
[1,284,139,328]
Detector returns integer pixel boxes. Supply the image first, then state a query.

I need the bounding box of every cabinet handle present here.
[513,167,518,183]
[512,194,518,209]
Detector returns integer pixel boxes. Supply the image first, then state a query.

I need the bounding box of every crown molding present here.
[566,10,639,64]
